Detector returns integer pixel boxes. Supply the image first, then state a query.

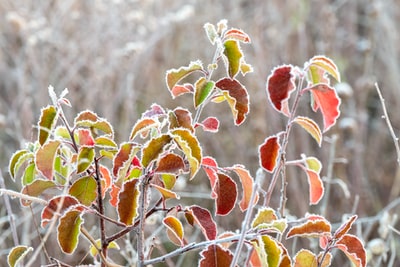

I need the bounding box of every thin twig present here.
[321,134,338,217]
[0,188,48,205]
[0,171,19,246]
[230,168,265,267]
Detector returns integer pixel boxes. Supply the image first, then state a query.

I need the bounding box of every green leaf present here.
[94,136,118,149]
[223,39,243,78]
[293,116,322,146]
[215,78,249,125]
[307,55,340,83]
[21,179,57,206]
[74,110,114,136]
[7,245,33,267]
[261,235,282,267]
[35,140,61,180]
[8,149,33,181]
[77,146,95,174]
[57,209,83,254]
[89,239,120,258]
[22,163,36,186]
[166,60,203,95]
[69,176,97,206]
[171,128,202,179]
[194,77,215,108]
[38,105,58,145]
[251,207,287,233]
[117,178,140,225]
[141,134,172,168]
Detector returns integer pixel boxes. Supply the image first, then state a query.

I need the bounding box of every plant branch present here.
[94,158,107,265]
[0,171,19,246]
[230,168,265,267]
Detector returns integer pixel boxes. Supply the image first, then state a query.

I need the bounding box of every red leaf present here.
[41,196,80,228]
[335,234,366,267]
[267,65,296,116]
[196,117,220,132]
[224,28,251,43]
[109,184,120,207]
[170,83,194,98]
[190,205,217,240]
[214,173,237,216]
[202,157,219,199]
[112,142,140,184]
[76,129,95,146]
[259,135,281,173]
[99,165,112,198]
[309,84,341,132]
[169,108,194,132]
[155,153,185,174]
[35,140,61,180]
[215,78,249,125]
[297,164,324,205]
[199,244,234,267]
[334,215,358,240]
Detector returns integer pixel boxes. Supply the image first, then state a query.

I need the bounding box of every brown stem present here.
[94,158,107,265]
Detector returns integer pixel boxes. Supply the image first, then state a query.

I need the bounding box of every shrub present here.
[3,20,365,267]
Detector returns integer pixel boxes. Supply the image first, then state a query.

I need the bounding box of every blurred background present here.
[0,0,399,266]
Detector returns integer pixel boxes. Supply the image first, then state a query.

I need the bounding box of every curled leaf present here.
[223,39,243,78]
[293,116,322,146]
[142,134,172,168]
[38,105,58,145]
[224,28,251,43]
[166,60,203,95]
[307,55,340,83]
[129,118,158,140]
[117,178,140,225]
[287,216,331,239]
[334,215,358,240]
[229,165,259,211]
[7,245,33,267]
[194,77,215,108]
[41,195,80,228]
[57,209,83,254]
[267,65,296,116]
[163,216,185,246]
[335,234,366,267]
[76,146,95,174]
[215,78,249,125]
[21,179,57,206]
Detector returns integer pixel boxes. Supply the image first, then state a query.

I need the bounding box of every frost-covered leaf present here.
[89,239,120,258]
[170,83,194,98]
[7,245,33,267]
[202,156,219,199]
[99,165,112,198]
[21,179,56,206]
[261,235,282,267]
[293,249,318,267]
[259,135,281,173]
[38,105,58,145]
[112,142,140,184]
[57,209,83,254]
[74,110,114,136]
[77,146,95,174]
[215,78,249,125]
[223,39,243,78]
[169,108,194,132]
[142,134,172,168]
[196,116,220,132]
[287,215,331,239]
[41,195,80,228]
[9,149,33,181]
[267,65,296,116]
[224,28,251,43]
[251,207,287,233]
[151,183,180,200]
[204,22,218,45]
[302,166,324,205]
[129,118,158,140]
[69,176,97,206]
[336,234,366,267]
[229,165,259,211]
[307,55,340,83]
[334,215,358,240]
[95,136,118,149]
[117,178,140,225]
[163,216,185,246]
[172,128,202,179]
[214,173,237,216]
[194,77,215,108]
[35,140,61,180]
[155,153,185,174]
[166,60,203,95]
[76,128,95,146]
[199,244,234,267]
[189,205,217,240]
[22,163,36,186]
[309,84,341,132]
[293,116,322,146]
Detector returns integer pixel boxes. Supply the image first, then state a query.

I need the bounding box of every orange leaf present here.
[287,216,331,239]
[202,157,219,198]
[117,179,140,225]
[334,215,358,240]
[199,244,234,267]
[155,153,185,174]
[214,173,237,216]
[57,209,83,254]
[189,205,217,240]
[169,108,194,132]
[112,142,140,184]
[163,216,185,246]
[335,234,366,267]
[267,65,296,116]
[41,195,80,228]
[21,179,56,206]
[35,140,61,180]
[230,165,259,211]
[224,28,251,43]
[166,60,203,94]
[151,183,180,200]
[293,249,318,267]
[129,118,158,140]
[259,135,281,173]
